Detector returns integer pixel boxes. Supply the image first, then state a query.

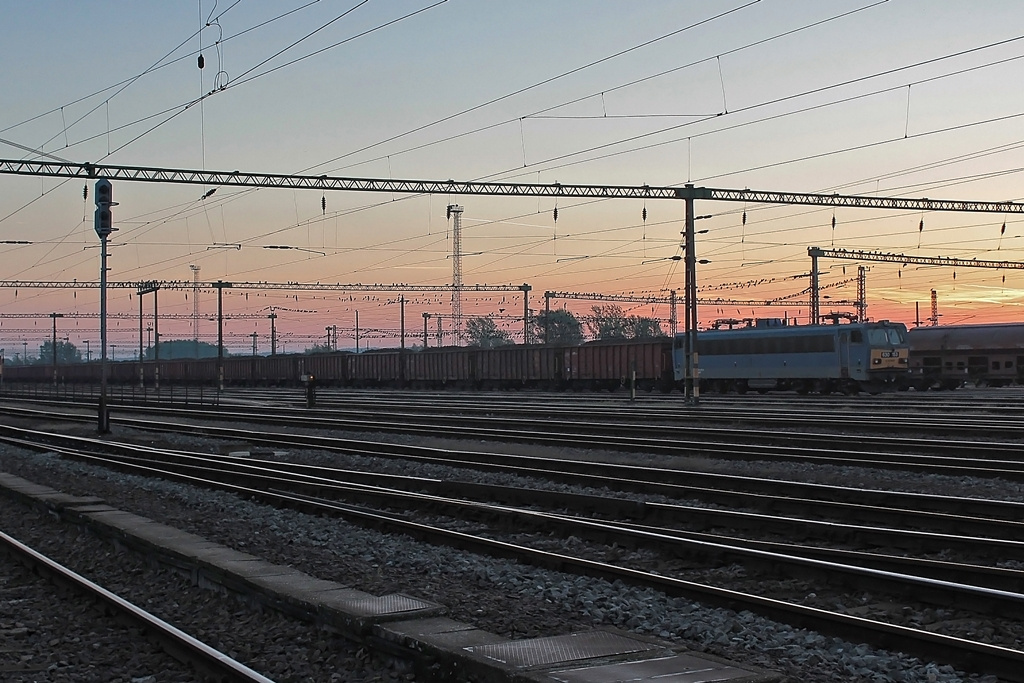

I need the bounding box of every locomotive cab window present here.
[850,330,863,343]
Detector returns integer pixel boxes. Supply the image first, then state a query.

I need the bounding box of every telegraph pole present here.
[50,312,63,385]
[214,281,232,390]
[269,311,277,356]
[683,186,697,405]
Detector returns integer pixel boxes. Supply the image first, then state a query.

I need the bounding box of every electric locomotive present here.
[676,319,909,394]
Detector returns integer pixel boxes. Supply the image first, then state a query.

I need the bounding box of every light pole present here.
[400,295,406,350]
[50,312,64,385]
[422,312,430,348]
[268,312,277,356]
[519,284,531,345]
[214,280,232,390]
[84,339,90,362]
[139,282,160,361]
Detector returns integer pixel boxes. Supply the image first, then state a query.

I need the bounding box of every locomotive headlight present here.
[872,358,881,365]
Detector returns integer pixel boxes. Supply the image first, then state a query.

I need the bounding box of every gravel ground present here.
[0,545,199,683]
[0,418,1010,683]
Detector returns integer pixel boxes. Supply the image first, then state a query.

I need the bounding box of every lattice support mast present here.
[448,204,464,343]
[189,264,201,345]
[857,266,867,323]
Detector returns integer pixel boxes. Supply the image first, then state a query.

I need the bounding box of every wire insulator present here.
[198,54,205,69]
[553,207,558,223]
[83,185,88,201]
[831,215,836,230]
[642,207,647,222]
[742,211,746,225]
[321,196,326,215]
[1002,222,1007,235]
[919,219,924,232]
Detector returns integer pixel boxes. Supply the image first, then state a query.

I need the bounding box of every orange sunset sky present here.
[3,1,1024,355]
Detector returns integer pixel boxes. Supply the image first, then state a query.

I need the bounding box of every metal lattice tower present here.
[930,289,939,326]
[189,264,201,344]
[448,204,464,342]
[856,266,867,322]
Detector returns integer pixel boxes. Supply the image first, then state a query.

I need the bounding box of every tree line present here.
[1,305,663,363]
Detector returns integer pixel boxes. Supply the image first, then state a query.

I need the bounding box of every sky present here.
[3,0,1024,356]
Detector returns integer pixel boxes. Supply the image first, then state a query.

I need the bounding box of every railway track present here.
[1,418,1023,679]
[0,529,275,682]
[5,396,1024,483]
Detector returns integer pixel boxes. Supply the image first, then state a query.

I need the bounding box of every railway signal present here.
[94,178,119,434]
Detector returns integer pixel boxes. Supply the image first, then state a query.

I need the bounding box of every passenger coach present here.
[679,319,909,394]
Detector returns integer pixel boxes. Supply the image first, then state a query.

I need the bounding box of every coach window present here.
[993,361,1001,370]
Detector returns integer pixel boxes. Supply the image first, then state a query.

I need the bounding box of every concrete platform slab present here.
[378,616,508,651]
[326,592,441,619]
[466,631,663,670]
[249,571,347,597]
[535,652,776,683]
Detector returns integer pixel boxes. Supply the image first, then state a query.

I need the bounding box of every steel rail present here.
[0,530,276,683]
[4,403,1024,525]
[265,392,1024,453]
[4,395,1022,477]
[113,402,1024,479]
[7,422,1022,579]
[2,429,1022,680]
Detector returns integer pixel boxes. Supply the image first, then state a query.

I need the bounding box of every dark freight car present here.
[567,339,673,391]
[404,347,473,388]
[476,345,562,389]
[347,350,401,387]
[907,323,1024,389]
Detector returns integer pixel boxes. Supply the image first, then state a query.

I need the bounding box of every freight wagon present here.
[907,323,1024,389]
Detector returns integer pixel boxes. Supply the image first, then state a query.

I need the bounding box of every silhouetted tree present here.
[534,309,583,345]
[587,304,665,340]
[35,340,81,364]
[465,317,514,348]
